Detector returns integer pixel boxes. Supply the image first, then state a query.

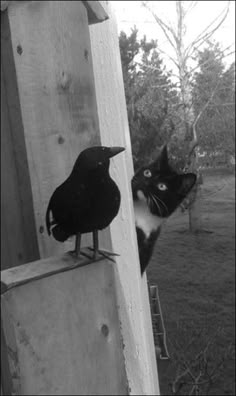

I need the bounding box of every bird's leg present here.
[93,230,99,260]
[89,230,117,262]
[75,232,81,257]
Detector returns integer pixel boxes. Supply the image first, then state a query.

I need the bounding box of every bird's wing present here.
[48,182,91,229]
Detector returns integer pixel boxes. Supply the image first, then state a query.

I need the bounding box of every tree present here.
[193,43,235,166]
[119,28,179,169]
[168,324,235,395]
[142,1,231,232]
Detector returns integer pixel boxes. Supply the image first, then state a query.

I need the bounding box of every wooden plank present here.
[83,1,108,24]
[1,1,109,24]
[6,1,101,258]
[2,1,159,394]
[89,2,160,394]
[1,256,128,395]
[1,11,40,270]
[1,320,13,396]
[0,1,9,11]
[1,249,108,292]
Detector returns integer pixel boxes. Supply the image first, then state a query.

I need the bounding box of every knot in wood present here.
[39,225,44,234]
[101,324,109,337]
[60,71,70,90]
[17,45,23,55]
[58,136,65,145]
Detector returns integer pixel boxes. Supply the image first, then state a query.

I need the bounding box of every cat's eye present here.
[143,169,152,178]
[157,183,167,191]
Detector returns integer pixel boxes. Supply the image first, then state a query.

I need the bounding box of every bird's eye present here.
[157,183,167,191]
[143,169,152,178]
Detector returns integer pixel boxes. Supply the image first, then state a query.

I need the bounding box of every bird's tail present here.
[45,201,52,235]
[51,225,71,242]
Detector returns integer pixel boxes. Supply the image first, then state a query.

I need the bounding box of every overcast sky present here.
[112,1,235,71]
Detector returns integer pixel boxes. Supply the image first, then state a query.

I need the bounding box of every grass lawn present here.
[147,168,235,395]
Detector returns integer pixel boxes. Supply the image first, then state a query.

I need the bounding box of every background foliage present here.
[119,28,235,171]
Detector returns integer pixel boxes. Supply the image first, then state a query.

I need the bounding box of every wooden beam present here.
[83,1,108,24]
[1,255,128,395]
[1,11,40,269]
[1,249,107,292]
[1,0,109,25]
[5,1,101,258]
[0,1,9,11]
[1,1,160,394]
[1,322,12,396]
[89,2,160,394]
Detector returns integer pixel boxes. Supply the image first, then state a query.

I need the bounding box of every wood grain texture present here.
[1,319,13,396]
[1,257,128,395]
[1,11,40,270]
[7,1,101,258]
[89,2,160,394]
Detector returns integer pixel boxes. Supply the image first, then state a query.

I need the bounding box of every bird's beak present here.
[108,147,125,158]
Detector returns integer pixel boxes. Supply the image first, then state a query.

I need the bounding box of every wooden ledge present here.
[1,248,115,293]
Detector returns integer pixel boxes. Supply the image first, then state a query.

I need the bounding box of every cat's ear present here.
[159,145,169,170]
[179,173,197,196]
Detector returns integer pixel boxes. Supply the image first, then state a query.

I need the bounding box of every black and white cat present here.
[132,146,196,275]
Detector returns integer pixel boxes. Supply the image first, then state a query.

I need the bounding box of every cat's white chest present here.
[134,191,164,238]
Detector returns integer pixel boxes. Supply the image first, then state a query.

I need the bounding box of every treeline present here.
[119,27,235,170]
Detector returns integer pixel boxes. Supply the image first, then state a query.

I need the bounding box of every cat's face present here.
[132,146,196,218]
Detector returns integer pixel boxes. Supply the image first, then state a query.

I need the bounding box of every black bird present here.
[46,146,125,259]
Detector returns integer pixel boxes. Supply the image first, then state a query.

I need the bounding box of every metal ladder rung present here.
[148,282,170,360]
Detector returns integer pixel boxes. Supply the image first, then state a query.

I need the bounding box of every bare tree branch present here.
[169,326,234,395]
[187,45,235,78]
[142,1,178,52]
[185,1,230,59]
[208,102,235,107]
[155,47,180,69]
[137,61,180,80]
[184,1,198,17]
[193,79,221,127]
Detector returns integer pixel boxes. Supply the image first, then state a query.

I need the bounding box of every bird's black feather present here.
[46,146,125,249]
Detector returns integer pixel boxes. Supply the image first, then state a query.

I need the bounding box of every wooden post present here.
[1,0,105,261]
[1,1,160,394]
[1,13,40,269]
[89,2,160,394]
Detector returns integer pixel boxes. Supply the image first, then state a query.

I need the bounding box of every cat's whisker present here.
[147,194,153,211]
[153,193,169,216]
[150,193,163,216]
[147,196,154,212]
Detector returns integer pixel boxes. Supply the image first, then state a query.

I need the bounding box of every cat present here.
[132,146,196,275]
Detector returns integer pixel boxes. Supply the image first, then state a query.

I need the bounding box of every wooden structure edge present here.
[1,249,115,293]
[1,1,109,26]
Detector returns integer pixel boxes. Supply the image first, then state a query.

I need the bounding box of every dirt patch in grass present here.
[147,169,235,395]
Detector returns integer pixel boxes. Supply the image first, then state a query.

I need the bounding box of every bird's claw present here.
[68,250,82,260]
[88,248,119,262]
